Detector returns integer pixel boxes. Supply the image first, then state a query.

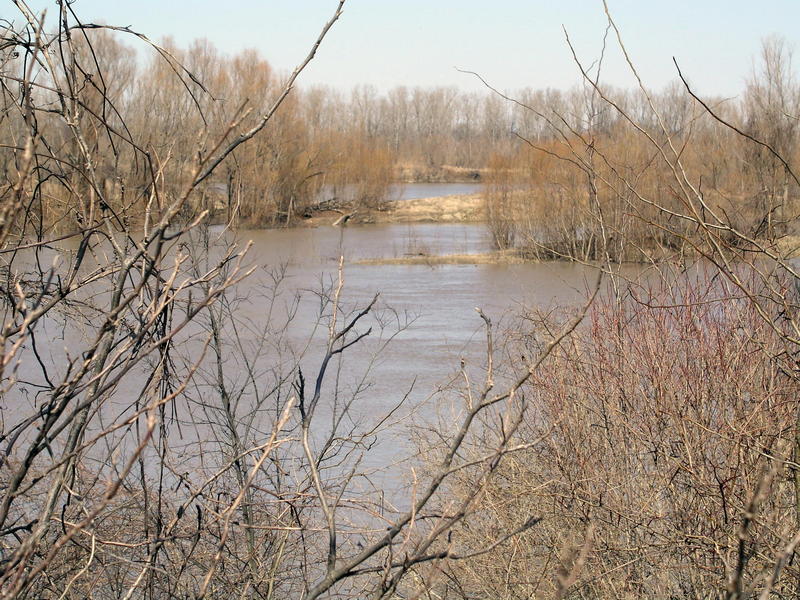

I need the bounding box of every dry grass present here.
[394,163,488,183]
[298,193,486,227]
[358,193,485,224]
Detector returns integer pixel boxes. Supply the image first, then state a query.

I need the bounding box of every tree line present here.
[1,26,788,238]
[483,36,800,261]
[4,24,798,242]
[0,27,514,229]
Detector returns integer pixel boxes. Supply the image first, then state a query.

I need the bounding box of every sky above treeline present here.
[16,0,800,96]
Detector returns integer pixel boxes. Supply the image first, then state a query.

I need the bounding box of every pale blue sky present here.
[16,1,800,96]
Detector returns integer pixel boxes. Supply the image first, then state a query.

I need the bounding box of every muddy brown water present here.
[8,222,612,500]
[223,223,604,487]
[235,222,597,389]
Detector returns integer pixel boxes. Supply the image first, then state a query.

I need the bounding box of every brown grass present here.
[297,193,486,227]
[357,193,485,224]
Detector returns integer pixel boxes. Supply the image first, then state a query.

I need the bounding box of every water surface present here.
[13,222,605,495]
[391,182,483,201]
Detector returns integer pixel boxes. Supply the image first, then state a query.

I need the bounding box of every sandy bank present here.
[302,193,486,227]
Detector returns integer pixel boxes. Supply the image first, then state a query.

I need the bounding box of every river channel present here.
[221,219,603,488]
[17,186,611,498]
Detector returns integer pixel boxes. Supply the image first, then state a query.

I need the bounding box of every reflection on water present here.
[238,222,491,265]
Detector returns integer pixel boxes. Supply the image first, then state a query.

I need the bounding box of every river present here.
[12,194,607,498]
[219,221,603,490]
[234,221,596,391]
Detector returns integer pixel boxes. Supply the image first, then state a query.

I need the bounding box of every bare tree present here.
[439,5,800,598]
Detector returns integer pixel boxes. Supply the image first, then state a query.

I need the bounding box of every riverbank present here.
[394,163,487,183]
[291,191,800,263]
[301,192,486,227]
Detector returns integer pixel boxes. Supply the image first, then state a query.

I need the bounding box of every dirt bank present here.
[301,193,486,227]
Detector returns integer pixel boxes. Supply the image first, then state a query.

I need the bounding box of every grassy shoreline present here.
[301,192,486,227]
[295,192,800,263]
